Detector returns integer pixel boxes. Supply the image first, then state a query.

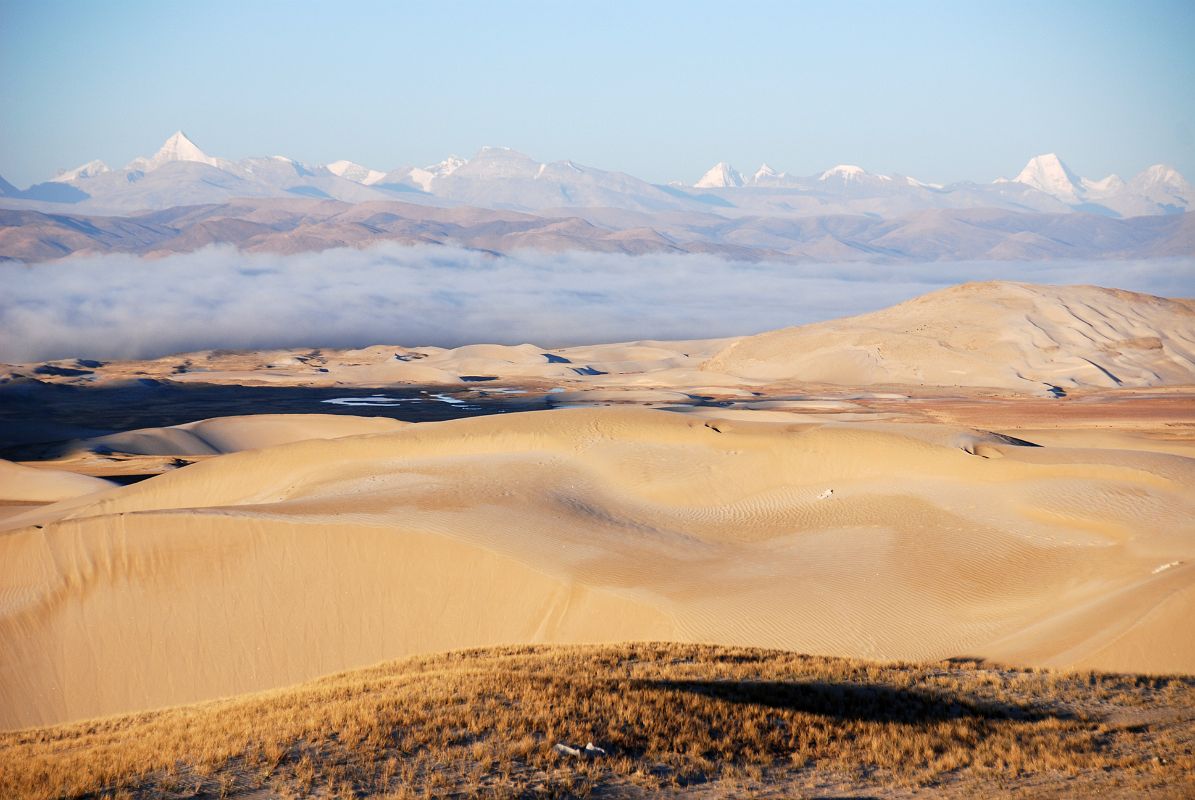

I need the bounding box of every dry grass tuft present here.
[2,642,1193,798]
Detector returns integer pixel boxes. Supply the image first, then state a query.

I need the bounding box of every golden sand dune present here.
[82,413,409,456]
[0,459,114,505]
[3,406,1193,729]
[703,282,1195,391]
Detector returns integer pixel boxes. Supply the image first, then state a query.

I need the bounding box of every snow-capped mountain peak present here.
[753,163,778,182]
[50,159,110,183]
[404,155,469,191]
[819,164,867,181]
[327,159,386,185]
[1011,153,1081,200]
[1080,173,1125,197]
[904,175,943,189]
[126,131,221,172]
[1132,164,1191,192]
[695,162,744,188]
[7,133,1192,220]
[432,155,466,176]
[1126,164,1193,210]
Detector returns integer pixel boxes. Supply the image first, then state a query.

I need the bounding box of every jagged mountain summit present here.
[695,162,745,188]
[401,155,466,191]
[686,153,1191,218]
[753,163,778,183]
[2,132,1191,219]
[996,152,1193,216]
[1007,153,1084,202]
[126,131,224,172]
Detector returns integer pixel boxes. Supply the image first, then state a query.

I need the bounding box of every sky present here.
[2,0,1194,188]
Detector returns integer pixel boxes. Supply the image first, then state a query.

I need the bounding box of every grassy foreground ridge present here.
[3,642,1193,799]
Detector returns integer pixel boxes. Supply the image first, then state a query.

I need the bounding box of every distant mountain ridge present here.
[1,131,1190,219]
[1,198,1190,264]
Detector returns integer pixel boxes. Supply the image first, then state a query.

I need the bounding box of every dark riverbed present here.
[0,380,547,460]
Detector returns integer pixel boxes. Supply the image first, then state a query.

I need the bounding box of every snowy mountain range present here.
[0,131,1191,221]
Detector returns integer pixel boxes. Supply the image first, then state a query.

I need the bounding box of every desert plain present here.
[2,280,1194,798]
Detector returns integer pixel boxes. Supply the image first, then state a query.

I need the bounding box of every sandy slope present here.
[0,460,114,503]
[2,406,1192,729]
[703,282,1195,391]
[83,413,410,456]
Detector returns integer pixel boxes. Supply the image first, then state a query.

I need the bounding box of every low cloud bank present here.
[2,244,1193,362]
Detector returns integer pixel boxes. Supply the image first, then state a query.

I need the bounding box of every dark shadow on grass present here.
[635,679,1062,723]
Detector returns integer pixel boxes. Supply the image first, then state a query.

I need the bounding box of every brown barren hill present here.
[3,643,1193,800]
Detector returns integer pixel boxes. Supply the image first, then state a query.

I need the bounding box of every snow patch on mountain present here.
[327,160,387,185]
[51,160,110,183]
[406,155,468,191]
[1081,174,1126,196]
[819,164,867,181]
[904,175,943,189]
[754,163,778,182]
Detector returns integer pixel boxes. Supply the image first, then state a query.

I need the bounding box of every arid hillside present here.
[3,643,1192,799]
[704,282,1195,390]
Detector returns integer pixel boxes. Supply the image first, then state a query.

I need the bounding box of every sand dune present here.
[3,406,1193,729]
[703,282,1195,391]
[0,460,114,503]
[82,413,409,456]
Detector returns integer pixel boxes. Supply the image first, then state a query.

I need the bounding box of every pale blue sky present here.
[2,0,1193,188]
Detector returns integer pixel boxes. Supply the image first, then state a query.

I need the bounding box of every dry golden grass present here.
[2,642,1193,799]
